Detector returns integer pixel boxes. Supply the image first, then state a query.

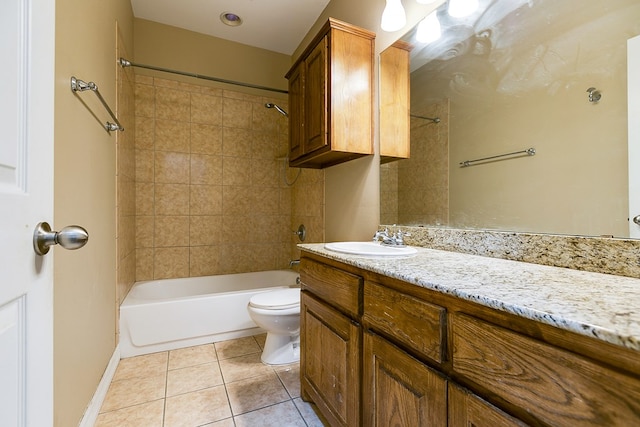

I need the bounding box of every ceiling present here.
[130,0,331,55]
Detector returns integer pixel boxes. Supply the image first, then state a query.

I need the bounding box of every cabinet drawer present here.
[300,258,362,317]
[452,313,640,427]
[364,281,446,364]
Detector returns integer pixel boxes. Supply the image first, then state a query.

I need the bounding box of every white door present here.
[629,34,640,238]
[0,0,55,425]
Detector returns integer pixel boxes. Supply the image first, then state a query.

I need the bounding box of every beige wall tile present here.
[155,216,189,247]
[155,120,190,153]
[135,182,154,216]
[191,123,222,155]
[189,215,222,246]
[222,98,252,129]
[134,116,155,149]
[154,151,190,184]
[250,158,278,187]
[222,156,251,186]
[189,245,220,277]
[191,93,223,126]
[154,247,189,279]
[190,185,223,215]
[222,186,250,216]
[155,184,189,215]
[136,248,154,281]
[251,187,279,215]
[134,75,154,85]
[191,154,222,185]
[135,149,154,183]
[135,83,155,118]
[156,87,190,121]
[222,127,252,157]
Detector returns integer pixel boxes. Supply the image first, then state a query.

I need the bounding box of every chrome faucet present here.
[373,228,410,247]
[289,259,300,268]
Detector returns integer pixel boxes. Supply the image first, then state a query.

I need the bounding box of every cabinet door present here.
[301,292,360,427]
[288,61,304,160]
[363,331,447,427]
[304,36,328,155]
[449,383,528,427]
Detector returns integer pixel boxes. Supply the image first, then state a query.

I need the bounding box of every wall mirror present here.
[380,0,640,238]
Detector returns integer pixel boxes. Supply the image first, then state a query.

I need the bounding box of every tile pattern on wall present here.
[115,27,137,322]
[134,74,324,280]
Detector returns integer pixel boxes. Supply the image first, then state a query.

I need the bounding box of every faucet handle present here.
[394,229,411,245]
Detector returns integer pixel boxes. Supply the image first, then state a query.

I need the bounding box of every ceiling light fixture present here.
[220,12,243,26]
[448,0,479,17]
[381,0,406,32]
[416,11,441,43]
[416,0,438,3]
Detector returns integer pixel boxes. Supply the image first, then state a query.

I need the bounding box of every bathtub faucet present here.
[289,259,300,268]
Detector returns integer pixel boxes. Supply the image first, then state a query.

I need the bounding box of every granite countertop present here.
[299,243,640,352]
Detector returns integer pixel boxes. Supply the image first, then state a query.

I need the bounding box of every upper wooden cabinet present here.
[285,18,375,169]
[379,40,411,163]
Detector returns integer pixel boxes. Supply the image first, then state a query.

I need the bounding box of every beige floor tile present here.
[234,400,306,426]
[94,399,164,427]
[168,343,217,370]
[113,351,168,382]
[218,352,275,383]
[167,361,224,397]
[164,385,232,427]
[293,398,327,427]
[101,374,166,412]
[254,333,266,349]
[275,364,301,398]
[215,336,261,360]
[226,371,290,415]
[202,418,235,426]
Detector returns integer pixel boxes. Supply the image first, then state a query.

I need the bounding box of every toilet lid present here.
[249,288,300,309]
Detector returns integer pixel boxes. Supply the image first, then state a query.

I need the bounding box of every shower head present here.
[265,103,288,117]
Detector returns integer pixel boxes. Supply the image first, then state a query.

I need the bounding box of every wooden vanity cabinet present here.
[299,252,640,427]
[285,18,375,169]
[379,41,411,163]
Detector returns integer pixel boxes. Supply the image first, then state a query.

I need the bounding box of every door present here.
[0,0,55,425]
[629,34,640,238]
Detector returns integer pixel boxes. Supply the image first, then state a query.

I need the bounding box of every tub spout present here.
[289,259,300,268]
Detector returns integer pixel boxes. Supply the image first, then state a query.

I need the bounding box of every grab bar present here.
[460,147,536,167]
[70,76,124,133]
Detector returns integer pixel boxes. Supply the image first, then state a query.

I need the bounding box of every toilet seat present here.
[249,288,300,310]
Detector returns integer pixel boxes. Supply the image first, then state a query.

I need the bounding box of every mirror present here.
[380,0,640,238]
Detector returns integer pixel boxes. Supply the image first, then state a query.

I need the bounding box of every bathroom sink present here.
[324,241,418,257]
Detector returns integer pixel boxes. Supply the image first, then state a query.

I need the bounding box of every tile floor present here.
[95,334,327,426]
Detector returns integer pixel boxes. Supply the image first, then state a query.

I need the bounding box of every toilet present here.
[247,288,301,365]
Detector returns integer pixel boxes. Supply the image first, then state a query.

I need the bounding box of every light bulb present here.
[416,11,441,43]
[381,0,407,32]
[448,0,479,17]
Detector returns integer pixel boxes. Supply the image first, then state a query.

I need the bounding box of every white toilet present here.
[247,288,301,365]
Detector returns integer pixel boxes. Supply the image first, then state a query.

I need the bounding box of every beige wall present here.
[54,0,133,426]
[293,0,445,241]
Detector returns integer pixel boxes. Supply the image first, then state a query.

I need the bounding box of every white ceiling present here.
[130,0,331,55]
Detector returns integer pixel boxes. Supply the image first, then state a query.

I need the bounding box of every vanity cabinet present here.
[299,250,640,427]
[379,41,411,163]
[285,18,375,169]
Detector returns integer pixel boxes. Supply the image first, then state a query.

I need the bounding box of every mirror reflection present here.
[380,0,640,238]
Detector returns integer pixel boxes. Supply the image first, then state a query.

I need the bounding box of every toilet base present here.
[260,333,300,365]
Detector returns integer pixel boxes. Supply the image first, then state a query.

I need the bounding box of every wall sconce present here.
[416,10,441,43]
[448,0,479,17]
[381,0,406,32]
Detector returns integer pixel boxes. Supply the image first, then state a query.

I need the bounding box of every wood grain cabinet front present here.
[452,313,640,427]
[300,291,360,427]
[285,18,375,169]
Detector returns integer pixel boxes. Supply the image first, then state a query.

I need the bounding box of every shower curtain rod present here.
[118,58,288,94]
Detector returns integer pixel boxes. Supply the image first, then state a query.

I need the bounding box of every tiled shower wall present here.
[116,29,137,308]
[134,74,324,280]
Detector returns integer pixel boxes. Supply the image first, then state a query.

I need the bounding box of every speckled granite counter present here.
[299,243,640,353]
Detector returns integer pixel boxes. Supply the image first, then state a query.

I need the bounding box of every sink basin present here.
[324,241,418,257]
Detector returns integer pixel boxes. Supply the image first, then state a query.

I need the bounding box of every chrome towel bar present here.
[460,147,536,167]
[70,76,124,133]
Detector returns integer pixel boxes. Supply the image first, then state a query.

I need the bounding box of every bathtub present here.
[119,270,300,357]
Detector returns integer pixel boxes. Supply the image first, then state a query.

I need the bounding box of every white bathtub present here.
[119,270,300,357]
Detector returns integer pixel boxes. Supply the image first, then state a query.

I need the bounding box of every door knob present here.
[634,215,640,226]
[33,222,89,256]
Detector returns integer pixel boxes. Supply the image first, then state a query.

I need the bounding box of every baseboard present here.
[78,344,121,427]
